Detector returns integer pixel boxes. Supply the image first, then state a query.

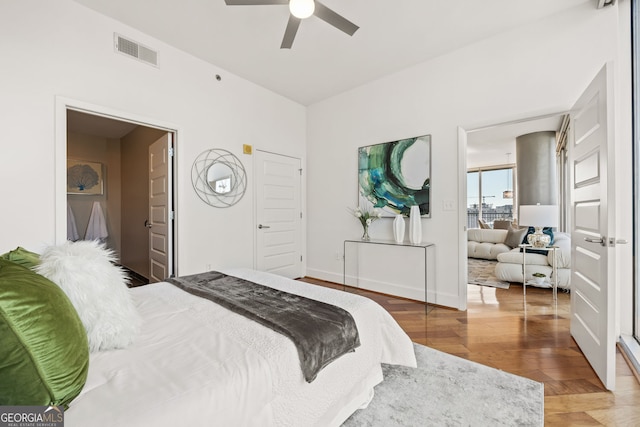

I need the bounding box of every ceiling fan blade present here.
[224,0,288,5]
[314,1,359,36]
[281,15,301,49]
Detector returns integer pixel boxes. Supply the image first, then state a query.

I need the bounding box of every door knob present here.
[585,236,629,247]
[258,224,270,229]
[584,237,604,244]
[144,219,152,229]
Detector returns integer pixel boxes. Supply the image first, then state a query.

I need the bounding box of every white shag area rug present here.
[343,343,543,426]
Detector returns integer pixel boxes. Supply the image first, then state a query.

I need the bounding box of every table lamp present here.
[518,204,558,248]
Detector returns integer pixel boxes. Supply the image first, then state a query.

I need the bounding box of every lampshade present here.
[290,0,315,19]
[518,205,559,228]
[502,190,513,199]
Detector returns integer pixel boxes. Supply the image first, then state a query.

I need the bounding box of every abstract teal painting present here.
[358,135,431,217]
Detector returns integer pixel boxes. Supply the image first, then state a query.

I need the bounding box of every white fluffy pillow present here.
[35,240,140,352]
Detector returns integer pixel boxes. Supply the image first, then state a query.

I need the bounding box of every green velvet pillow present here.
[0,247,41,269]
[0,259,89,408]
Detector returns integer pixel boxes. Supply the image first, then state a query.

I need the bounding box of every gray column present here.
[516,131,557,208]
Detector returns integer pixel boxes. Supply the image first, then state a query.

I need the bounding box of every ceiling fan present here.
[224,0,359,49]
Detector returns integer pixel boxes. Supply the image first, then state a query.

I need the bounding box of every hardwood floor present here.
[300,277,640,426]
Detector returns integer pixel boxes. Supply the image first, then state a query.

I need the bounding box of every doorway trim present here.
[54,96,181,276]
[457,111,568,310]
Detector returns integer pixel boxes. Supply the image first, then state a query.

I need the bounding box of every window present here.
[467,167,515,229]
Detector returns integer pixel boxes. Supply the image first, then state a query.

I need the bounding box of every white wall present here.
[306,3,632,310]
[0,0,306,276]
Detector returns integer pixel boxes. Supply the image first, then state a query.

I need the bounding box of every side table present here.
[519,244,559,302]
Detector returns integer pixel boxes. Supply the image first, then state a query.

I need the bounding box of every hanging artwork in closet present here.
[67,159,104,195]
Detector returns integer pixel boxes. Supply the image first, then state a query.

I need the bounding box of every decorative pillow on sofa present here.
[504,226,529,249]
[0,246,41,269]
[35,240,140,352]
[0,258,89,407]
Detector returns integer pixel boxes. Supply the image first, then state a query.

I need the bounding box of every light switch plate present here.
[443,200,455,211]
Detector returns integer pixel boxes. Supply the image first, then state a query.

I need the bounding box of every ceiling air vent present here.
[114,33,158,67]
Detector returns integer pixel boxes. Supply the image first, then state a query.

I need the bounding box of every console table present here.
[343,239,435,312]
[519,243,559,302]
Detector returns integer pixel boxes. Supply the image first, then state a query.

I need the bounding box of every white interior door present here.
[569,63,616,390]
[255,150,303,279]
[148,134,173,282]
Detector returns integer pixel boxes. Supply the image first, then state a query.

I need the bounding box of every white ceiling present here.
[67,110,139,139]
[466,114,566,169]
[68,1,582,160]
[71,0,591,106]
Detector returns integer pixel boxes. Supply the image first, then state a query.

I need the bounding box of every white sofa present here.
[467,229,511,260]
[494,232,571,289]
[467,228,572,289]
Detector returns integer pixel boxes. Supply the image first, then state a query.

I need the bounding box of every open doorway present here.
[64,108,176,283]
[460,113,567,306]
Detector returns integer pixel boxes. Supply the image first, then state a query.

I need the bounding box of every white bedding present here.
[65,268,416,426]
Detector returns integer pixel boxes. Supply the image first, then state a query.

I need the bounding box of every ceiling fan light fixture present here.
[289,0,315,19]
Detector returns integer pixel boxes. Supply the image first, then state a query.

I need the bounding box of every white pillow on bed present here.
[36,240,140,352]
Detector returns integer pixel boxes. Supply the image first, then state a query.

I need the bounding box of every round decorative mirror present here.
[191,149,247,207]
[207,162,234,194]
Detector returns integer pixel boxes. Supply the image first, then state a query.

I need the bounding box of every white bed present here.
[65,268,416,427]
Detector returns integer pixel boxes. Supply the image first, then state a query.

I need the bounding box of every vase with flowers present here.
[349,206,382,240]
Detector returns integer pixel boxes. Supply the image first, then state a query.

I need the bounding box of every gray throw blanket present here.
[166,271,361,382]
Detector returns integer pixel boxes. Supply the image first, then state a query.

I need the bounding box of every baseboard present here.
[306,267,459,309]
[306,267,343,286]
[619,335,640,384]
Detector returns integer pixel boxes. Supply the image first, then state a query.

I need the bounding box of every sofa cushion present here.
[497,233,571,267]
[467,229,510,260]
[497,249,550,266]
[549,232,571,268]
[467,228,508,244]
[468,241,511,260]
[504,226,528,249]
[494,262,571,289]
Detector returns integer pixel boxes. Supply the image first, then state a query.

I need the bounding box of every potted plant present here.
[348,206,382,241]
[532,272,546,286]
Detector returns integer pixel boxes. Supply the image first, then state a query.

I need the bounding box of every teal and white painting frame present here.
[358,135,431,217]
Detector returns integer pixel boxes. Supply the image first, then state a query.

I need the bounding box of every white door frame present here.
[54,96,181,276]
[457,112,568,311]
[457,127,469,311]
